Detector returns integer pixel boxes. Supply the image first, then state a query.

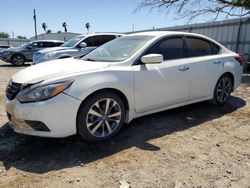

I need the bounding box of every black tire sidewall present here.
[77,91,126,142]
[11,55,25,66]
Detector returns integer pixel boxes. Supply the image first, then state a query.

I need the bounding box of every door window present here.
[145,37,184,60]
[186,37,213,57]
[83,36,103,47]
[31,42,44,49]
[101,35,117,44]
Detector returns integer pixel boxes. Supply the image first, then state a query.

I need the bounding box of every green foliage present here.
[17,36,27,39]
[0,32,9,38]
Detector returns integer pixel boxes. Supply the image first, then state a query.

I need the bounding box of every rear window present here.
[186,37,213,57]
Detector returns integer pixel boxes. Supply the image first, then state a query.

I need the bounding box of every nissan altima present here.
[5,31,243,142]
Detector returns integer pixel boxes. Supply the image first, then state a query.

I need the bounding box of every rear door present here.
[185,37,224,99]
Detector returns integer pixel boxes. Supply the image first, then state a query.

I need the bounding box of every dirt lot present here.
[0,60,249,188]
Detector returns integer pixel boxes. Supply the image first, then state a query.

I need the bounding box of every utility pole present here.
[33,9,37,39]
[12,30,14,38]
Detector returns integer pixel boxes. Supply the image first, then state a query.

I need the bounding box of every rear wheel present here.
[211,74,233,105]
[11,54,25,66]
[77,92,125,142]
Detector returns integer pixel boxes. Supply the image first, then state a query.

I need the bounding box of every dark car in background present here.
[0,40,63,66]
[0,45,12,52]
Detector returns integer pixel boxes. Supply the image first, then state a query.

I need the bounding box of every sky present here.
[0,0,238,39]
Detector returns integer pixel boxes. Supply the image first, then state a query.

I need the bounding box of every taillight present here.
[235,56,243,66]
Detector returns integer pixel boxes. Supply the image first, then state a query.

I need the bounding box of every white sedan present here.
[5,31,243,142]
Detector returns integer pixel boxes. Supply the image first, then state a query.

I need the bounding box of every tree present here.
[46,29,52,34]
[0,32,9,38]
[42,23,47,32]
[62,22,68,32]
[17,36,27,39]
[136,0,250,21]
[85,22,90,34]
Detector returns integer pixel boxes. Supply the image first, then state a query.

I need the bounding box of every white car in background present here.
[5,31,243,142]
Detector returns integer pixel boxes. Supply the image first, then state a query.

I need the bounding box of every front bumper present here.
[0,54,11,62]
[5,93,82,138]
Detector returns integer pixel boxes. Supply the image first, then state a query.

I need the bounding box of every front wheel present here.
[210,74,233,105]
[10,54,25,66]
[77,92,125,142]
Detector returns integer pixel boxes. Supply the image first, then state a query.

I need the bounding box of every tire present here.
[210,74,233,105]
[77,91,126,142]
[10,54,25,66]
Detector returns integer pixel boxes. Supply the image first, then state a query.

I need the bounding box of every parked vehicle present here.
[5,31,243,142]
[32,33,123,65]
[0,40,64,66]
[0,45,12,52]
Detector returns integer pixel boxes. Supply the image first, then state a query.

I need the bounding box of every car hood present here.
[12,58,110,84]
[38,47,71,54]
[4,47,23,52]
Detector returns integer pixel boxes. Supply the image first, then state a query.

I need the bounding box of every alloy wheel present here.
[86,98,122,138]
[216,77,232,104]
[12,55,25,66]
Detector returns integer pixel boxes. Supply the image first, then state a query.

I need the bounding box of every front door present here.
[133,36,190,113]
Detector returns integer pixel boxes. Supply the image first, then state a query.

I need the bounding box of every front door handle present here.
[214,61,222,64]
[178,66,189,71]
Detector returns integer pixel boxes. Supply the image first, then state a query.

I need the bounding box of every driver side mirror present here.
[79,42,87,48]
[141,54,163,64]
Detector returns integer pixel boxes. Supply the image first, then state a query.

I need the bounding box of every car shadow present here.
[0,96,246,174]
[242,73,250,85]
[0,63,31,67]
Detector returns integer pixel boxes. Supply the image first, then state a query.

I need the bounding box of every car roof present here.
[128,31,210,38]
[85,33,125,37]
[32,40,64,43]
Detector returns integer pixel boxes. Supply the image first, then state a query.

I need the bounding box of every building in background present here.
[30,32,81,41]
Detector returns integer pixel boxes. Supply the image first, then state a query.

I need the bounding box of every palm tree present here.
[62,22,68,32]
[42,23,47,32]
[85,22,90,34]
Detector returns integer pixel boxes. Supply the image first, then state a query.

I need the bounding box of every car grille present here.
[6,81,22,100]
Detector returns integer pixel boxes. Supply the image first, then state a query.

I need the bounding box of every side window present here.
[145,37,184,60]
[43,42,54,47]
[32,42,43,48]
[101,35,117,45]
[186,37,213,57]
[211,42,221,54]
[83,36,103,47]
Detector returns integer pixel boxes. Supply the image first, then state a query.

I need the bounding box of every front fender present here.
[64,70,135,119]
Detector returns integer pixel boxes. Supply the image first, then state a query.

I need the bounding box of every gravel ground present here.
[0,60,249,188]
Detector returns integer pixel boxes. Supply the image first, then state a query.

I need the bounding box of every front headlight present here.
[44,52,54,61]
[3,51,10,56]
[17,80,74,103]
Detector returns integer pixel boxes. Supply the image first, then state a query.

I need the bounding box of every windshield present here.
[61,35,85,47]
[83,36,153,62]
[20,42,32,48]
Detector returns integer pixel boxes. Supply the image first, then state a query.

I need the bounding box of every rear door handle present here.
[178,66,189,71]
[214,61,222,64]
